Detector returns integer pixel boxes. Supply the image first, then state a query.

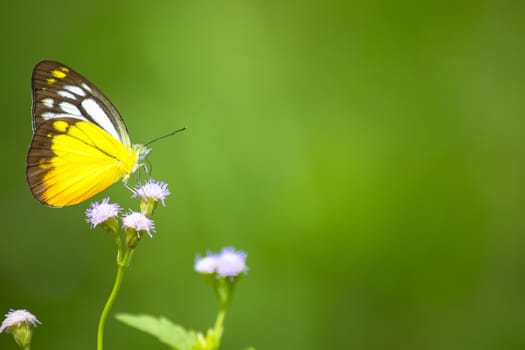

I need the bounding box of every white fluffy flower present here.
[133,179,170,205]
[85,198,121,228]
[122,211,155,237]
[0,309,40,333]
[194,247,248,278]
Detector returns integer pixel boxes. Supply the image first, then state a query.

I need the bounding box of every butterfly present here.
[26,61,150,207]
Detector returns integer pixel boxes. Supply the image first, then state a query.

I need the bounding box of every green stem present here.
[97,249,133,350]
[213,307,227,346]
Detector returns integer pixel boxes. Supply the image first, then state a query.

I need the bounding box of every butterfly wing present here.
[27,61,142,207]
[31,60,131,147]
[27,118,138,207]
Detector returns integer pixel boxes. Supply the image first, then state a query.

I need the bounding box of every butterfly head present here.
[135,144,152,161]
[126,144,151,178]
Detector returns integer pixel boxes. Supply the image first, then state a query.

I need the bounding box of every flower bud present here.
[0,309,40,349]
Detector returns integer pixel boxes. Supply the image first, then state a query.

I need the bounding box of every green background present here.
[1,1,525,349]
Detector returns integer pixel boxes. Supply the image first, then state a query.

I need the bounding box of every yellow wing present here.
[26,118,138,207]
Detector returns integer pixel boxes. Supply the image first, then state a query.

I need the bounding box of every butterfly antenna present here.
[145,127,187,146]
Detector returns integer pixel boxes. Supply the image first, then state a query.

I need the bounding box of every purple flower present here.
[216,247,248,278]
[195,253,218,274]
[133,179,170,205]
[122,212,155,237]
[85,198,121,228]
[195,247,248,278]
[0,309,40,333]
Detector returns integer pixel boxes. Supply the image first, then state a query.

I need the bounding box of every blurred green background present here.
[1,0,525,349]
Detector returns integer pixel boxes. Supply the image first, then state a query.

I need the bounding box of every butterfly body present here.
[27,61,149,207]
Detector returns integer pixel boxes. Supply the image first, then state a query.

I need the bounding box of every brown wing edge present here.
[26,119,63,207]
[31,60,131,146]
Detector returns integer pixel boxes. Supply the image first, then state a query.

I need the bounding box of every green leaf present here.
[115,313,198,350]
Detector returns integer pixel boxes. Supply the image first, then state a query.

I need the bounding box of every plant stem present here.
[97,249,133,350]
[213,307,227,346]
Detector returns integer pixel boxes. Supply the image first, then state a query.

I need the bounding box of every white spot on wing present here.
[41,98,54,108]
[57,90,77,100]
[59,102,81,115]
[81,83,92,92]
[41,112,88,121]
[41,112,55,120]
[64,85,86,97]
[81,98,120,141]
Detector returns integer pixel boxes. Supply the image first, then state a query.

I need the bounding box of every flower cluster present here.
[195,247,248,309]
[85,179,168,248]
[195,247,248,278]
